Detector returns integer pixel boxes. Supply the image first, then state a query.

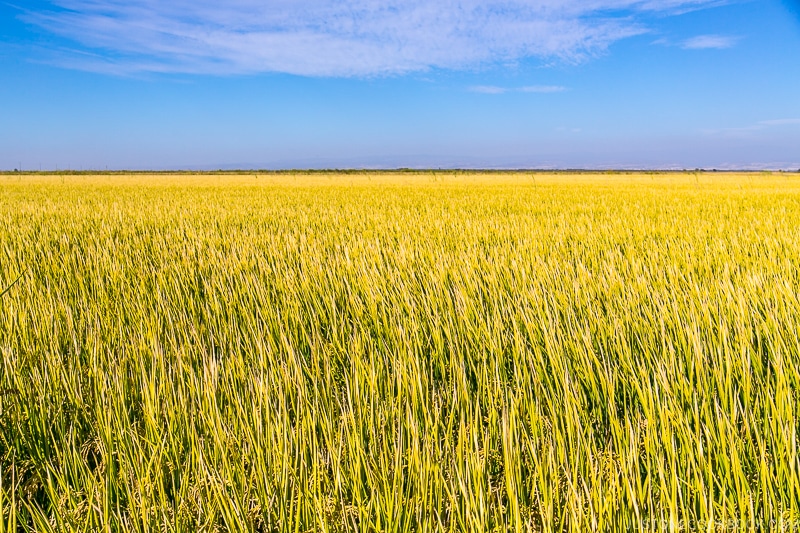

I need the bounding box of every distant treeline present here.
[2,168,798,175]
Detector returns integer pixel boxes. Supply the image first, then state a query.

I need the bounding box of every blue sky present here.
[1,0,799,170]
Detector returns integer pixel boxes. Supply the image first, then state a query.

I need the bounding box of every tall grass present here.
[1,172,799,532]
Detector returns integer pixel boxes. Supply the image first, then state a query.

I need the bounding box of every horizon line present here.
[3,168,800,175]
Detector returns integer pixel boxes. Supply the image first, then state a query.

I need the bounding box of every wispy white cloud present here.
[24,0,727,77]
[520,85,568,93]
[681,34,739,49]
[470,86,509,94]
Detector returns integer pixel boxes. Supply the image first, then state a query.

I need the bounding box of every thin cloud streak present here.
[470,85,568,94]
[702,118,800,137]
[470,86,509,94]
[760,118,800,126]
[25,0,726,77]
[681,34,739,49]
[521,85,568,93]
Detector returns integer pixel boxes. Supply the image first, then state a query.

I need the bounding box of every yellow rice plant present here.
[1,171,798,532]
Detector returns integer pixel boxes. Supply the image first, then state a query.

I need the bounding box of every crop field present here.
[1,171,799,532]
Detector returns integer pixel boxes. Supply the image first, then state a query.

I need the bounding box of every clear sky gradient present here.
[2,0,799,170]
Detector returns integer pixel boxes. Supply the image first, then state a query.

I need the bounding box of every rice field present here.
[1,171,799,532]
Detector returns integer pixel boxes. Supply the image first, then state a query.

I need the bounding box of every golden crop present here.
[1,172,799,532]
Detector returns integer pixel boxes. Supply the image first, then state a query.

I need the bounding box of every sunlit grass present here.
[1,172,799,532]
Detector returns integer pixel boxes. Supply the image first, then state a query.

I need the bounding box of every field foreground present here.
[1,172,799,532]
